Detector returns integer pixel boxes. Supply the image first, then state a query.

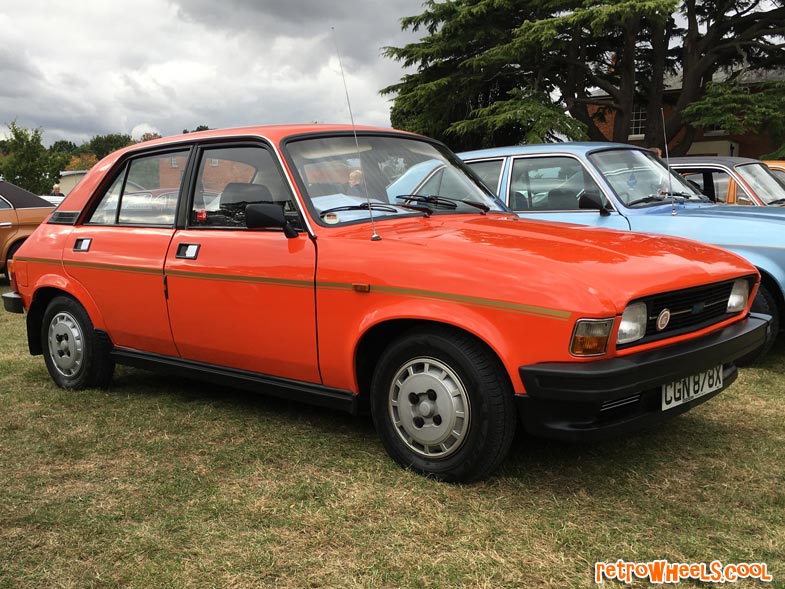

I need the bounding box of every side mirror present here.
[246,203,298,238]
[578,191,611,217]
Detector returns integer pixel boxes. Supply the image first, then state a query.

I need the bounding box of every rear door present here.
[62,148,190,356]
[164,143,320,382]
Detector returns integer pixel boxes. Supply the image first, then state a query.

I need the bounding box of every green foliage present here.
[0,122,68,194]
[84,133,134,160]
[383,1,785,152]
[183,125,210,133]
[683,81,785,158]
[49,140,78,154]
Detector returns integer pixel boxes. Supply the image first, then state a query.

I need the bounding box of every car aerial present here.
[668,156,785,206]
[0,180,55,276]
[2,125,769,482]
[460,143,785,360]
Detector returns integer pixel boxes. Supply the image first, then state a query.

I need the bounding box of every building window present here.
[171,157,179,168]
[210,158,219,167]
[629,106,646,138]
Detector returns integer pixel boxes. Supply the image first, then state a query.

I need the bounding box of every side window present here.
[190,146,294,229]
[0,197,11,210]
[86,151,189,225]
[465,159,504,196]
[509,156,606,211]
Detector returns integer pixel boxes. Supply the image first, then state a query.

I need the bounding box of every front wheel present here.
[41,296,114,389]
[370,326,516,482]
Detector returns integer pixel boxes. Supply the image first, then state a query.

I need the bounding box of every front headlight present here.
[727,279,749,313]
[617,301,648,345]
[570,319,613,356]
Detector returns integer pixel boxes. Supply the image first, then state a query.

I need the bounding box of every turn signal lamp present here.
[570,319,613,356]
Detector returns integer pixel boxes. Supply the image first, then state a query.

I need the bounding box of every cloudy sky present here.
[0,0,426,146]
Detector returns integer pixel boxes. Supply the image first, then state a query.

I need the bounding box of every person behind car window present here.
[50,184,64,197]
[347,169,365,196]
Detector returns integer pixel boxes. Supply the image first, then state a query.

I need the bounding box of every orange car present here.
[763,160,785,186]
[2,125,769,481]
[0,180,54,274]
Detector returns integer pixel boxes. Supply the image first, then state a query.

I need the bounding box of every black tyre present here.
[737,282,780,366]
[41,296,115,389]
[4,240,23,274]
[370,326,516,482]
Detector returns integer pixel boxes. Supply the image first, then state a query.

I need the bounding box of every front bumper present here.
[2,291,24,314]
[517,313,769,441]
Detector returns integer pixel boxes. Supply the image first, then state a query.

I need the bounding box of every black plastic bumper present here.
[516,313,770,441]
[2,291,24,314]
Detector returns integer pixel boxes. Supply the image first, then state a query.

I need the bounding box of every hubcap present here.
[47,312,85,378]
[388,357,470,459]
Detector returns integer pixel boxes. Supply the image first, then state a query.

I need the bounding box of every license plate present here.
[662,365,723,411]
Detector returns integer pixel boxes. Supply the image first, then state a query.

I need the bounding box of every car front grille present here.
[618,277,754,348]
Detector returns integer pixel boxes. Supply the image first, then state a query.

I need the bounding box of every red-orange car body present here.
[2,125,770,481]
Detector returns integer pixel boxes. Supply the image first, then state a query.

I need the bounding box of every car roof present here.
[113,123,414,157]
[669,156,762,167]
[458,142,643,159]
[0,180,55,209]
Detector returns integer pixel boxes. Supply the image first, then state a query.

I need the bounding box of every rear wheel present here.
[737,283,780,365]
[41,296,114,389]
[4,240,23,274]
[370,326,516,482]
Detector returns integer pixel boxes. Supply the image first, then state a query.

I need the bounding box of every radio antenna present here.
[661,108,676,216]
[331,27,381,241]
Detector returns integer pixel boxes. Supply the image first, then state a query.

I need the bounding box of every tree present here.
[0,122,68,194]
[84,133,133,160]
[383,1,785,153]
[66,152,99,171]
[682,80,785,158]
[50,140,78,154]
[183,125,210,133]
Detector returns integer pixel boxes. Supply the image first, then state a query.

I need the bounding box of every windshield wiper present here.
[320,203,400,216]
[319,202,431,218]
[626,192,688,207]
[396,194,490,213]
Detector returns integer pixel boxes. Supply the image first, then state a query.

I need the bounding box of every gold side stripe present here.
[13,256,62,265]
[62,260,162,275]
[166,268,312,288]
[372,285,572,320]
[12,257,570,321]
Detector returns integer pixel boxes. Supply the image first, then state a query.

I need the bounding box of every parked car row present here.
[0,126,778,482]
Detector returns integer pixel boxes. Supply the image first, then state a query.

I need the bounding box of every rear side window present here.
[86,150,189,225]
[0,197,11,210]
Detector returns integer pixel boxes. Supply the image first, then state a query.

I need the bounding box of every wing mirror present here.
[578,191,611,217]
[246,203,299,238]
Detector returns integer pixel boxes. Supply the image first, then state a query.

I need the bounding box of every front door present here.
[165,143,320,383]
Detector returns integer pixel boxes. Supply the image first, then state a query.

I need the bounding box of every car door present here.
[499,155,631,230]
[164,143,320,382]
[62,148,189,356]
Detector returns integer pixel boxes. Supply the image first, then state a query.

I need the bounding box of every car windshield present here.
[284,134,505,224]
[588,149,708,208]
[736,163,785,205]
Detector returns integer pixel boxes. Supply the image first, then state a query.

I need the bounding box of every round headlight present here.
[618,301,648,345]
[727,279,749,313]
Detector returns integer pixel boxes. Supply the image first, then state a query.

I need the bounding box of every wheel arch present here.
[26,280,107,356]
[353,318,515,412]
[756,267,784,333]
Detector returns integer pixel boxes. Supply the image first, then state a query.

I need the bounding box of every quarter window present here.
[464,159,504,195]
[86,150,189,225]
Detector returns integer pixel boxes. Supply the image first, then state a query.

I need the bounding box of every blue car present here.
[460,143,785,359]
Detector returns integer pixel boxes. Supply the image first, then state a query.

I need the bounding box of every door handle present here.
[0,222,12,227]
[176,243,201,259]
[73,238,92,252]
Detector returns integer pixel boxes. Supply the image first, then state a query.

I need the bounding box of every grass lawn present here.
[1,280,783,588]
